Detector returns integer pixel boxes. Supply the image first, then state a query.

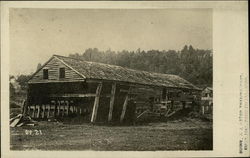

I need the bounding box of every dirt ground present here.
[10,118,212,151]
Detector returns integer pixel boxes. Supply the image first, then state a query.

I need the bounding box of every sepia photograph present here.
[1,1,248,158]
[8,8,213,151]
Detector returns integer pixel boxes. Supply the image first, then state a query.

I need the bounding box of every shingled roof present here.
[53,55,200,90]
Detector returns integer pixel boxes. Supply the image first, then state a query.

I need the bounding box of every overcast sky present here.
[10,8,212,76]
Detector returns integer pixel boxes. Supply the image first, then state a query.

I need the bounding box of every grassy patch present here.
[10,119,212,151]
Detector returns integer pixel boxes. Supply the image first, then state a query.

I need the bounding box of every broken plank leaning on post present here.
[91,82,103,123]
[120,87,131,123]
[108,82,116,122]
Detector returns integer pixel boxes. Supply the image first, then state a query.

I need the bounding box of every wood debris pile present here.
[10,114,37,127]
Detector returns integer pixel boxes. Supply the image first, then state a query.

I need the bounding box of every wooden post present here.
[75,106,77,114]
[42,105,45,118]
[201,105,205,115]
[120,87,130,123]
[108,83,116,122]
[171,100,174,111]
[31,106,35,118]
[70,101,74,114]
[61,101,65,117]
[51,101,55,117]
[91,83,103,123]
[205,105,209,112]
[47,104,51,118]
[57,101,61,116]
[182,101,186,109]
[21,100,27,116]
[36,105,40,118]
[27,106,30,115]
[65,101,69,116]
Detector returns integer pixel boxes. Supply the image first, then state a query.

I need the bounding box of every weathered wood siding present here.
[29,57,84,83]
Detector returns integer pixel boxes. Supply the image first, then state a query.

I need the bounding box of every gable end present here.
[28,56,85,83]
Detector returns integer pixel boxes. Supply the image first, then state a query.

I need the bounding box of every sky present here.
[10,8,212,76]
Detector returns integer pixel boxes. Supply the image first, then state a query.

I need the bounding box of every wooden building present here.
[26,55,201,123]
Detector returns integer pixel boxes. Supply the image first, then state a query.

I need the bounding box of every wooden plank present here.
[29,80,85,84]
[108,83,116,122]
[120,95,129,123]
[90,83,103,123]
[120,87,131,123]
[48,93,96,98]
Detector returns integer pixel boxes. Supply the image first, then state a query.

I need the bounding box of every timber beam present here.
[91,82,103,123]
[108,83,116,122]
[120,87,131,123]
[48,93,111,98]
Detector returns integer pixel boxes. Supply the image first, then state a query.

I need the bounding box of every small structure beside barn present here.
[25,55,201,124]
[201,87,213,114]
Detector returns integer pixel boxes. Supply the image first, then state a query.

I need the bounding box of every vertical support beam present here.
[70,100,73,114]
[201,105,205,115]
[51,100,55,117]
[182,101,186,109]
[21,99,27,116]
[61,101,65,117]
[36,105,40,118]
[47,104,51,118]
[171,100,174,111]
[108,83,116,122]
[42,104,45,118]
[27,106,30,115]
[31,106,35,118]
[23,84,30,116]
[91,82,103,123]
[120,87,131,123]
[65,101,69,116]
[57,101,61,116]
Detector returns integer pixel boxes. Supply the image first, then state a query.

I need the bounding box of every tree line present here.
[69,45,212,87]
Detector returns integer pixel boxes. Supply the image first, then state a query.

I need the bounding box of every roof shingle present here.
[54,55,200,90]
